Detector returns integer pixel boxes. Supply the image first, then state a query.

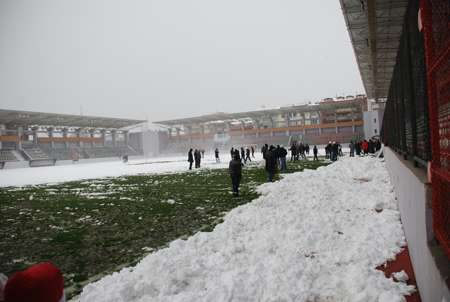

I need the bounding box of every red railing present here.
[421,0,450,259]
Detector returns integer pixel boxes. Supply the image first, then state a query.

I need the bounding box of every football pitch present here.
[0,159,327,298]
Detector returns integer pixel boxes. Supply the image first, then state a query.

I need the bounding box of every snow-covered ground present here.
[76,157,415,302]
[0,154,249,187]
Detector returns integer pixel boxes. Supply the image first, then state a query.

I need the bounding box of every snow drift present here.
[77,157,414,302]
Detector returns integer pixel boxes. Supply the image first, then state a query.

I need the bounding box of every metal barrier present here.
[382,0,449,259]
[420,0,450,259]
[381,0,430,166]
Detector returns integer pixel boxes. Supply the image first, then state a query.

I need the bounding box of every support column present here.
[76,128,82,148]
[111,130,117,147]
[351,110,356,133]
[48,127,54,148]
[269,117,274,137]
[187,126,193,143]
[101,129,106,147]
[89,129,96,148]
[285,113,290,136]
[335,113,338,134]
[0,124,5,149]
[62,128,68,148]
[32,127,38,145]
[17,126,23,150]
[175,128,180,144]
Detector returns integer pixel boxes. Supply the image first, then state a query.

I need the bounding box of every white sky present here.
[0,0,364,122]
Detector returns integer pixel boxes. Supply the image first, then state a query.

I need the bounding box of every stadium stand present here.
[21,144,51,161]
[0,109,145,166]
[0,150,18,162]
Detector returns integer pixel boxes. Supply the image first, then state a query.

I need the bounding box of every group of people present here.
[289,142,319,161]
[325,141,343,162]
[187,148,205,169]
[230,146,255,164]
[349,139,382,157]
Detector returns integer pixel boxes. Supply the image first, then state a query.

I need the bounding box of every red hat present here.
[4,262,64,302]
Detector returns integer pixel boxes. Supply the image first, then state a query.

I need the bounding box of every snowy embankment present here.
[77,157,414,302]
[0,155,241,187]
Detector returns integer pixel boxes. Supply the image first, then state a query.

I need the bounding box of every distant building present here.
[363,99,386,139]
[154,95,368,153]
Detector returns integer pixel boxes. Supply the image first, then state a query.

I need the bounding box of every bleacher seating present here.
[0,150,18,162]
[21,145,50,160]
[83,147,120,158]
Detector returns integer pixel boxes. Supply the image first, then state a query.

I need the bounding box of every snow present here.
[76,157,415,302]
[0,155,239,187]
[392,270,409,282]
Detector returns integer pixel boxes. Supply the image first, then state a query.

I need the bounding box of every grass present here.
[0,158,328,298]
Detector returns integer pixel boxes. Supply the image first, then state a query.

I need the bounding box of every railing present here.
[421,0,450,259]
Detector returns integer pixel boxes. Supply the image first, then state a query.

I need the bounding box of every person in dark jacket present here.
[240,147,246,164]
[349,141,355,157]
[355,141,361,156]
[261,144,268,160]
[279,146,288,171]
[215,148,220,163]
[313,145,318,161]
[265,145,278,182]
[229,153,243,196]
[245,147,252,162]
[230,147,235,159]
[234,148,240,160]
[188,149,194,170]
[251,146,255,158]
[194,149,201,168]
[289,143,297,161]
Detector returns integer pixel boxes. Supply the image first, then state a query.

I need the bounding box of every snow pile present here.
[77,157,414,302]
[392,270,409,282]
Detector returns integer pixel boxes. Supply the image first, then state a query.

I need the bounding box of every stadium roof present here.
[340,0,408,100]
[0,109,145,129]
[154,99,365,126]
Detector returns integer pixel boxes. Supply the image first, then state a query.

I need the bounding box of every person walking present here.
[215,148,220,163]
[349,141,355,157]
[313,145,318,161]
[229,153,243,196]
[251,146,255,158]
[230,147,235,159]
[240,147,246,164]
[188,149,194,170]
[245,147,252,162]
[279,145,288,171]
[194,149,201,168]
[289,143,296,161]
[265,145,278,182]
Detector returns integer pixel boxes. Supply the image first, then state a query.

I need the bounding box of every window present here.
[374,129,377,134]
[374,118,377,123]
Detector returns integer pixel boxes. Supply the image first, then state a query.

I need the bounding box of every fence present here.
[420,0,450,259]
[382,0,450,259]
[381,0,430,166]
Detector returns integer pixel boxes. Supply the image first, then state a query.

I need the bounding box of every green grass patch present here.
[0,158,328,298]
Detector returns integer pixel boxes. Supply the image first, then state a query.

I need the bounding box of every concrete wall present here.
[384,148,449,302]
[363,110,383,139]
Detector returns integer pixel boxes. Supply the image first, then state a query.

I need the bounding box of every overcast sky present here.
[0,0,364,122]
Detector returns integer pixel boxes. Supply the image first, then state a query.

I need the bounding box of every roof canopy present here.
[340,0,408,100]
[155,99,364,126]
[0,109,145,129]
